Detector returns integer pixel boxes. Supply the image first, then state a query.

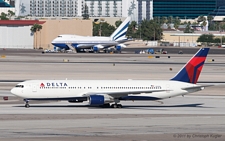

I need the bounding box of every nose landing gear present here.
[24,99,30,108]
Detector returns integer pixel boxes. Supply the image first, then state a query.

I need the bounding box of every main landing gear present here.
[24,99,30,108]
[100,103,123,108]
[111,104,122,108]
[110,99,122,108]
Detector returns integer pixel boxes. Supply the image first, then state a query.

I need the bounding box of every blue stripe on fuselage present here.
[52,43,69,50]
[52,43,81,49]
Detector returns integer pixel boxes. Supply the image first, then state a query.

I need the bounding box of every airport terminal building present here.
[0,19,92,49]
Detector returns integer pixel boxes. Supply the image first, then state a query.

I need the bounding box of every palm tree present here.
[214,22,220,31]
[197,15,205,23]
[168,16,173,24]
[174,23,179,30]
[161,16,167,24]
[207,15,213,22]
[7,10,15,19]
[30,24,42,49]
[184,22,194,33]
[0,12,9,20]
[217,18,225,32]
[220,24,225,32]
[153,16,161,24]
[115,20,122,28]
[126,21,138,38]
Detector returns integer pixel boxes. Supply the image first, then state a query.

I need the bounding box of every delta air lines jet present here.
[51,17,131,53]
[11,48,210,108]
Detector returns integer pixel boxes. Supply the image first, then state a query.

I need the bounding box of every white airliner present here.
[11,48,210,108]
[51,17,131,53]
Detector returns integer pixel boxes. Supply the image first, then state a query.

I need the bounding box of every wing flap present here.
[83,89,166,98]
[26,97,88,101]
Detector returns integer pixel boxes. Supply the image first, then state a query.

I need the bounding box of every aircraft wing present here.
[26,90,166,101]
[76,44,116,49]
[26,97,88,101]
[84,89,166,99]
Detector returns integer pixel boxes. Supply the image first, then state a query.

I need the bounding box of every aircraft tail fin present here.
[110,17,131,42]
[170,48,210,84]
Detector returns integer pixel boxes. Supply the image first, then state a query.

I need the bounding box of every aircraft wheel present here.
[102,103,110,108]
[25,103,30,108]
[111,104,122,108]
[117,104,122,108]
[111,104,117,108]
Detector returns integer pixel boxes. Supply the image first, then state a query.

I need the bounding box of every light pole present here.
[220,26,222,47]
[154,28,155,41]
[139,24,141,40]
[99,19,105,36]
[99,23,102,36]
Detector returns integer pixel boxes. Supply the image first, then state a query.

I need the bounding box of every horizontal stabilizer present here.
[182,85,213,91]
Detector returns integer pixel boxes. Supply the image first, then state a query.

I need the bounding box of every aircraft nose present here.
[10,88,17,95]
[51,39,56,44]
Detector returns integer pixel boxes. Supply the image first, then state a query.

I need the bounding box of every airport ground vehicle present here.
[154,49,168,54]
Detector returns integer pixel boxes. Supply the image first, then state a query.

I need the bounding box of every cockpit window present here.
[15,85,24,88]
[58,36,62,37]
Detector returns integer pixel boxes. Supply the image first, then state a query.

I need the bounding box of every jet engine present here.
[89,95,114,106]
[115,44,126,53]
[93,45,104,53]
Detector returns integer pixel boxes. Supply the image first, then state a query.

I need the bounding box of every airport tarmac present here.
[0,49,224,141]
[0,96,225,141]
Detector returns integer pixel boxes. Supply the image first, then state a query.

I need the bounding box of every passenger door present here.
[32,84,37,92]
[166,84,170,93]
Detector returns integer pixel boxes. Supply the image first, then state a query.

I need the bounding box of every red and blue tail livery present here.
[171,48,210,84]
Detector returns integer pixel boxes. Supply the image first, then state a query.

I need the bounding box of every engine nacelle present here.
[93,45,104,52]
[115,44,126,51]
[89,95,104,105]
[89,94,114,106]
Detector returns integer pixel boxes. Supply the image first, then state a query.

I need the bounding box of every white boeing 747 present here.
[51,17,131,53]
[11,48,210,108]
